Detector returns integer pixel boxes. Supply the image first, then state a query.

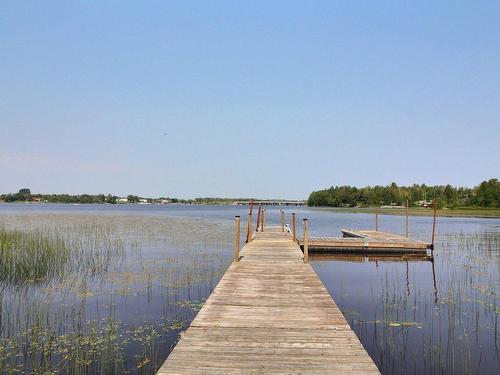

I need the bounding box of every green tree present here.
[127,195,140,203]
[17,188,32,201]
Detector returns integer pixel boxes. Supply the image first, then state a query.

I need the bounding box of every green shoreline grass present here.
[312,206,500,218]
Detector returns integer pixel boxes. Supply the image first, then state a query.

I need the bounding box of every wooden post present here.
[405,199,409,238]
[262,210,265,232]
[280,210,285,232]
[247,213,253,243]
[292,213,296,242]
[246,199,254,242]
[375,207,379,231]
[256,204,262,231]
[303,219,309,264]
[431,198,438,249]
[234,216,240,262]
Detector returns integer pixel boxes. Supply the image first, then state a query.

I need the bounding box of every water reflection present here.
[310,253,433,262]
[310,253,439,303]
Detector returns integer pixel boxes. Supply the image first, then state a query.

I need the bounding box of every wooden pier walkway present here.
[158,226,379,374]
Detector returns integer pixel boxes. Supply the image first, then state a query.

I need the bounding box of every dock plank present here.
[157,226,379,374]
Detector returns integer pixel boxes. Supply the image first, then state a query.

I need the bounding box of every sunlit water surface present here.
[0,204,498,374]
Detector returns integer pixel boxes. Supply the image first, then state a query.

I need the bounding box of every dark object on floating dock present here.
[298,229,431,253]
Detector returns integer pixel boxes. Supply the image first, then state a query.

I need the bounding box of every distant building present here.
[138,198,149,204]
[415,200,432,207]
[117,197,128,204]
[158,199,170,204]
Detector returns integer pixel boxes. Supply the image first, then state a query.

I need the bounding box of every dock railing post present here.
[234,216,240,262]
[262,210,265,232]
[303,219,309,264]
[375,207,379,231]
[247,213,253,243]
[292,213,296,242]
[280,210,285,233]
[405,199,409,238]
[256,204,262,231]
[246,199,254,243]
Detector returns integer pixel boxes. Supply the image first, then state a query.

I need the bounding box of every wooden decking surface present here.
[299,229,430,252]
[157,226,379,374]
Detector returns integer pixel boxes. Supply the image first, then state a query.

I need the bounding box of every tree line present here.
[0,189,253,205]
[307,179,500,208]
[1,190,123,204]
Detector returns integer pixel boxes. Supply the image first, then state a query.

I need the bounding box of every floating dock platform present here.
[299,229,431,253]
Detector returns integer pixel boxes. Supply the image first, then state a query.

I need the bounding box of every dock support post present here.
[262,210,265,232]
[405,199,409,238]
[292,213,296,242]
[431,198,438,249]
[247,213,253,243]
[375,207,379,231]
[246,200,254,243]
[256,204,262,231]
[303,219,309,264]
[280,210,285,232]
[234,216,240,262]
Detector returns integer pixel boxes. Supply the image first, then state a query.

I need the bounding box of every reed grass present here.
[0,227,69,283]
[0,213,232,374]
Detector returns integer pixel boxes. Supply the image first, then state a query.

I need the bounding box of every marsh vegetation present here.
[0,213,232,374]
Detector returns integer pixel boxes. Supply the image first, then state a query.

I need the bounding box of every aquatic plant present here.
[0,227,69,283]
[0,213,232,374]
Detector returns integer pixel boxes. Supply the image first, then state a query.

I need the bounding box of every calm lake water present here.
[0,203,498,374]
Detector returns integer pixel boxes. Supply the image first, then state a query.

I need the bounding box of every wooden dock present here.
[299,229,431,253]
[157,225,380,374]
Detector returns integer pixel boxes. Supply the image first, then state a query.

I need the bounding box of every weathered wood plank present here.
[157,226,380,374]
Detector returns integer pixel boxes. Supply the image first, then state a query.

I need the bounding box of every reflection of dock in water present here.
[310,250,439,303]
[309,253,433,262]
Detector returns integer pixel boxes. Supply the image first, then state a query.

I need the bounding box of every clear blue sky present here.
[1,1,499,199]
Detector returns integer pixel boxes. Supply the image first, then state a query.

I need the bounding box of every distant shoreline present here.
[1,201,499,219]
[312,206,500,219]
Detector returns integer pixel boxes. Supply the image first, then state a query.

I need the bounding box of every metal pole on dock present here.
[292,213,296,242]
[375,207,379,231]
[280,210,285,232]
[431,198,438,249]
[303,219,309,264]
[234,216,240,262]
[247,213,253,243]
[405,199,409,238]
